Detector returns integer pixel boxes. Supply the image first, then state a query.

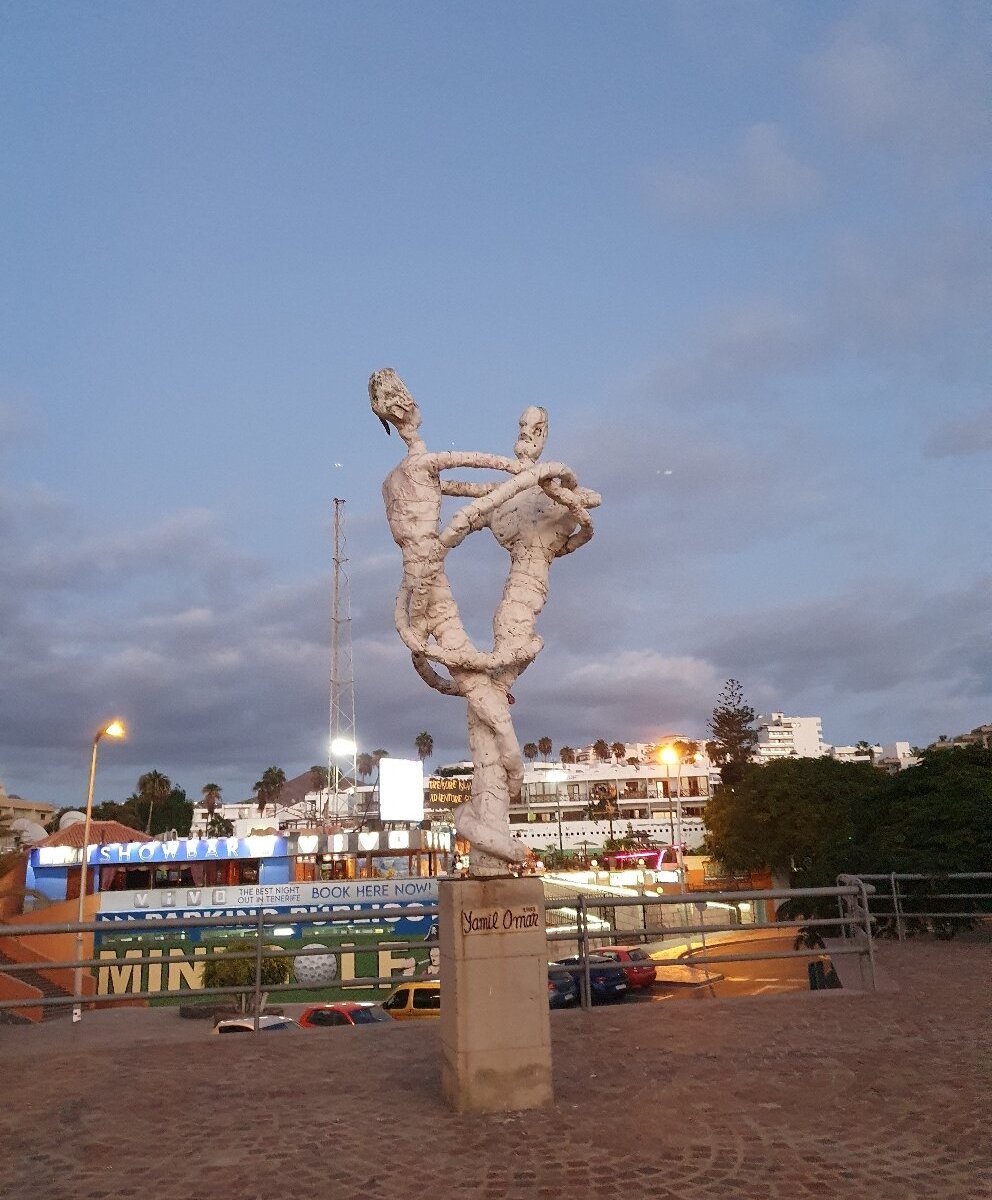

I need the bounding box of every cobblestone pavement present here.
[1,938,989,1200]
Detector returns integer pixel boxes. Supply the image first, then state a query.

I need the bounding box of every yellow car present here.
[381,980,441,1020]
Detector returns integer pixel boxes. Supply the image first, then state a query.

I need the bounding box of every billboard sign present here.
[378,757,425,823]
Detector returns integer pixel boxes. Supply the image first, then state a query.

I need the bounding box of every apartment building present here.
[754,712,825,763]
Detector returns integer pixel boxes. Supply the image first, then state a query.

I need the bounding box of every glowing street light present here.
[327,736,358,822]
[73,718,127,1022]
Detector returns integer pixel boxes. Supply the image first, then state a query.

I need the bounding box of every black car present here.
[554,954,629,1004]
[547,964,580,1008]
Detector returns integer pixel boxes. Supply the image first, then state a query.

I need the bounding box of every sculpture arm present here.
[439,461,579,550]
[428,451,522,474]
[536,483,601,556]
[440,481,496,498]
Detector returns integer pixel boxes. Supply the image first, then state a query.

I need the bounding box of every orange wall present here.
[0,857,28,921]
[0,968,42,1023]
[0,894,99,996]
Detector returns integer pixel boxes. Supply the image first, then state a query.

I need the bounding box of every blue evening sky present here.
[1,1,988,806]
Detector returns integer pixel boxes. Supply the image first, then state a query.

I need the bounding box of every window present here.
[412,988,440,1010]
[310,1009,349,1027]
[383,989,408,1011]
[620,779,647,800]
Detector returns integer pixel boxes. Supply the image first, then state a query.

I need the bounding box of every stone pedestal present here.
[439,875,553,1113]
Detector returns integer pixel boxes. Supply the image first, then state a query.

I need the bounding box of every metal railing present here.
[556,883,877,1008]
[838,873,992,941]
[0,905,441,1025]
[0,881,883,1026]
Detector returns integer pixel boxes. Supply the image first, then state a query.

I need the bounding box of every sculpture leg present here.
[454,675,529,873]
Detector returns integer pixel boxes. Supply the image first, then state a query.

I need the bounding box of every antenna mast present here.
[327,497,358,823]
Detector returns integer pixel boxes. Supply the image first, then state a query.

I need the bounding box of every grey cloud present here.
[641,219,988,412]
[650,123,821,223]
[693,574,992,741]
[805,3,987,173]
[923,406,992,458]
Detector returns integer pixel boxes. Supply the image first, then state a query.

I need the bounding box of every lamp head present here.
[659,745,678,765]
[101,719,126,741]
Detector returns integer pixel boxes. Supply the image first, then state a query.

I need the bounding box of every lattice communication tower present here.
[327,497,358,821]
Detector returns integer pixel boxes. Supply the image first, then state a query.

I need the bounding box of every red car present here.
[596,946,657,989]
[297,1001,392,1029]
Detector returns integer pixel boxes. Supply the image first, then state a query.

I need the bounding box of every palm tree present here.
[611,741,626,763]
[356,753,377,782]
[593,739,611,763]
[372,748,389,764]
[523,743,538,764]
[252,766,286,818]
[537,737,552,761]
[560,747,576,765]
[309,764,330,793]
[201,783,222,818]
[414,732,434,763]
[854,740,876,764]
[137,770,172,834]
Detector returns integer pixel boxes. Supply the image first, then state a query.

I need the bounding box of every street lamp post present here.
[545,769,569,857]
[73,718,126,1022]
[658,745,685,894]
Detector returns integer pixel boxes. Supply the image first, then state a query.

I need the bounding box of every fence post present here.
[579,895,591,1010]
[858,879,877,991]
[253,908,264,1033]
[891,872,904,941]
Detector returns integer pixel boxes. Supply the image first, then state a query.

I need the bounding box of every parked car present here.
[548,964,580,1009]
[212,1014,296,1034]
[554,955,629,1004]
[298,1002,392,1029]
[382,980,441,1020]
[595,946,657,989]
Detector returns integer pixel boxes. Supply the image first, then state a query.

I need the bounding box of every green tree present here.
[863,746,992,875]
[201,939,291,1014]
[252,766,286,817]
[610,741,626,763]
[414,732,434,763]
[309,765,330,794]
[592,739,611,763]
[705,757,883,889]
[206,813,235,837]
[356,753,377,782]
[537,737,553,761]
[201,783,222,818]
[672,739,700,764]
[150,788,194,836]
[706,679,757,784]
[560,747,576,765]
[523,743,538,764]
[137,770,172,834]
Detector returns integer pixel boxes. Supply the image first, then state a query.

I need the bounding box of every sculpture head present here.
[369,368,422,443]
[515,405,548,464]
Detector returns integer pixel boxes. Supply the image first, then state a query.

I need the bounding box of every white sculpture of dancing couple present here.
[370,368,600,877]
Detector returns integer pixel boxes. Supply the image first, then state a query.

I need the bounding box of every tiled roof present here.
[37,820,151,848]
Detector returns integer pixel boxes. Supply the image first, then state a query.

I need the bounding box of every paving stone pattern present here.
[1,939,989,1200]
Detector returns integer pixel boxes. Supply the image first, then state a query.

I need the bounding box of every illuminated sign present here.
[34,835,288,868]
[427,776,472,806]
[97,877,438,916]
